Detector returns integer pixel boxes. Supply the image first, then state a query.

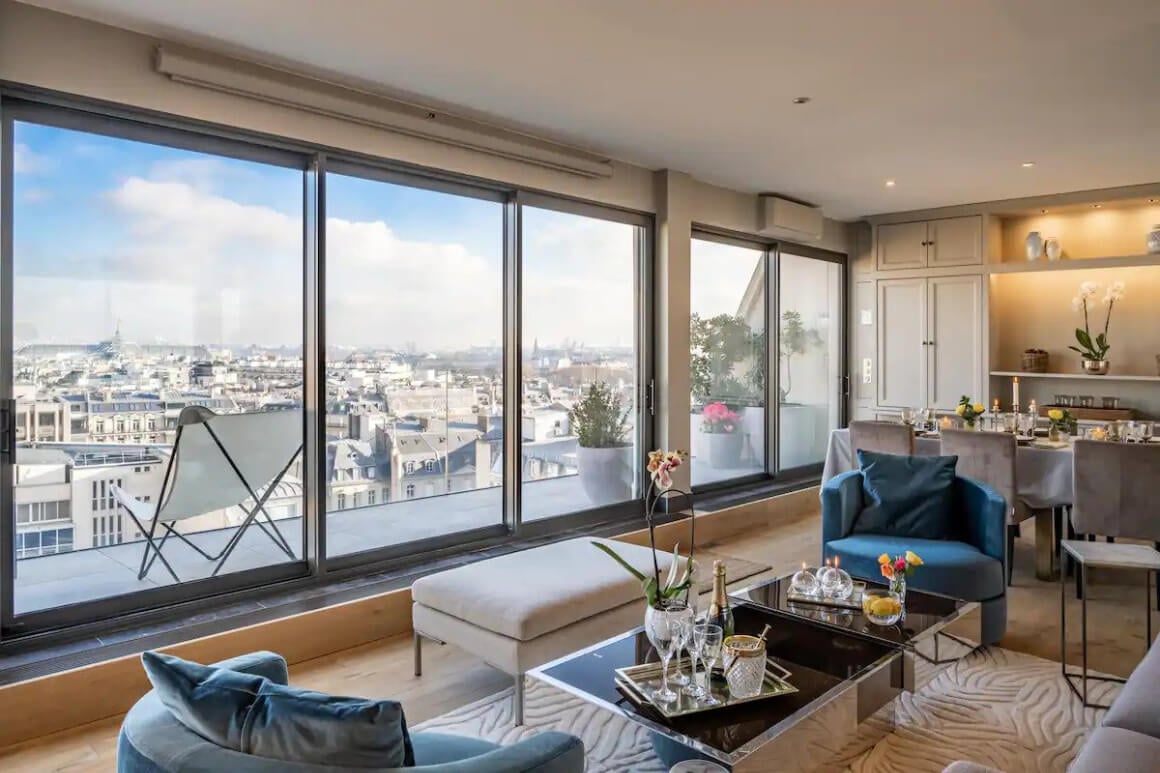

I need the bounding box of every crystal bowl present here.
[861,589,903,625]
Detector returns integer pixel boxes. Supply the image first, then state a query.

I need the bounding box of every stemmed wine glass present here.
[645,602,693,703]
[680,618,702,697]
[695,623,724,706]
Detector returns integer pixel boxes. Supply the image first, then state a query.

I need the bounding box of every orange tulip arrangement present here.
[878,550,924,581]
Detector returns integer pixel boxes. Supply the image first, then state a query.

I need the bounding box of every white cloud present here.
[17,176,645,352]
[13,143,53,175]
[20,189,52,204]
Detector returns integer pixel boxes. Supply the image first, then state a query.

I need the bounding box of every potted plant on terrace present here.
[700,401,742,469]
[570,382,632,506]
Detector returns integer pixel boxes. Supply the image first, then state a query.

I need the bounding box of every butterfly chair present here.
[112,406,302,581]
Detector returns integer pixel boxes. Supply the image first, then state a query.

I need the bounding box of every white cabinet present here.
[875,216,982,271]
[877,278,927,409]
[877,275,983,410]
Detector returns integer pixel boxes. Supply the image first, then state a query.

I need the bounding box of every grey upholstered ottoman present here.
[412,537,678,724]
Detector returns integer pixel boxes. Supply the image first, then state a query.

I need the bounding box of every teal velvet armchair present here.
[117,651,584,773]
[821,469,1008,644]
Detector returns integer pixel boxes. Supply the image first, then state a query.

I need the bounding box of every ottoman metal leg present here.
[414,631,422,677]
[513,675,525,726]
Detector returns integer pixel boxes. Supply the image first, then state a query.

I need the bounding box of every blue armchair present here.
[822,469,1008,644]
[117,651,585,773]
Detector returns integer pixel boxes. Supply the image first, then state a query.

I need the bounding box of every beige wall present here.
[1000,206,1160,263]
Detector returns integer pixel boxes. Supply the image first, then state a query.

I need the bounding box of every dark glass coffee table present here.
[730,573,982,692]
[530,601,903,772]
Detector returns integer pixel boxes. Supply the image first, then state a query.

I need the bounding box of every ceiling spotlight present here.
[885,179,896,188]
[1040,209,1048,214]
[1021,161,1035,168]
[792,96,811,105]
[1150,198,1157,203]
[1092,204,1102,209]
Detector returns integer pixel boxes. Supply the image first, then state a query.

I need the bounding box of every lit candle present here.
[939,416,953,430]
[1012,377,1020,408]
[1029,399,1038,417]
[992,397,1000,413]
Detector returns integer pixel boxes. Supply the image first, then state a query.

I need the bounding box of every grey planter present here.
[576,445,633,506]
[707,432,743,469]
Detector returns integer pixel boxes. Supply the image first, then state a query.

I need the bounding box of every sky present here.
[11,121,642,351]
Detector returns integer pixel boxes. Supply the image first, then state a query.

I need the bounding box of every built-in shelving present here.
[989,370,1160,382]
[987,254,1160,274]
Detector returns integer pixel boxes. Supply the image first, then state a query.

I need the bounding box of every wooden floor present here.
[2,511,1154,772]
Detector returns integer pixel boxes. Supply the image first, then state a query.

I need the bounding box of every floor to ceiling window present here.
[777,250,844,473]
[323,169,505,555]
[6,109,307,618]
[520,203,647,520]
[0,95,657,639]
[690,235,767,487]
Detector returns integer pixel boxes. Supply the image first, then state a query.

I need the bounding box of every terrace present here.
[14,474,587,615]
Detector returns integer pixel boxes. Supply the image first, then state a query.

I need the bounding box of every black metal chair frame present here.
[121,418,301,582]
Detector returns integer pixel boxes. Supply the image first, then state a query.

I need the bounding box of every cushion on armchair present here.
[852,450,958,539]
[826,535,1004,601]
[141,651,414,769]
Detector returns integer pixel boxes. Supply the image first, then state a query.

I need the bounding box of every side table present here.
[1060,539,1160,708]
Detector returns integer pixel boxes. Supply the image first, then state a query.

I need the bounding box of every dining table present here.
[822,427,1075,579]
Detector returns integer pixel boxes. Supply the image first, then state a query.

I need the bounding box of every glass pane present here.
[690,238,766,487]
[10,121,305,614]
[521,207,640,520]
[778,252,842,471]
[324,173,503,555]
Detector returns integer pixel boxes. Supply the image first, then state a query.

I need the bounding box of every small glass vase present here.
[964,418,978,431]
[1048,425,1061,442]
[889,575,907,611]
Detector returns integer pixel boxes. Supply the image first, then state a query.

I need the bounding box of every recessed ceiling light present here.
[792,96,811,105]
[1021,161,1036,168]
[1150,199,1157,203]
[1092,204,1102,209]
[1040,209,1048,214]
[885,179,896,188]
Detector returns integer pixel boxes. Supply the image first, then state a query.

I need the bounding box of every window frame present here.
[690,227,847,492]
[0,88,656,641]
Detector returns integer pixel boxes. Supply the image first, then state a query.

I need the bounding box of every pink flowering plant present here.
[699,402,739,434]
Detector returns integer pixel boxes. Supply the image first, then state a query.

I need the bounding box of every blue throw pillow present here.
[142,651,414,768]
[852,449,958,539]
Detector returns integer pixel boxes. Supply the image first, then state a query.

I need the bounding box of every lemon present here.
[869,598,901,617]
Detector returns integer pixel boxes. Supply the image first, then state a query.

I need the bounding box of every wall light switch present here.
[860,309,873,325]
[861,358,873,383]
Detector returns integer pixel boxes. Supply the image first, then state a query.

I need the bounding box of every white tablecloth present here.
[822,428,1074,508]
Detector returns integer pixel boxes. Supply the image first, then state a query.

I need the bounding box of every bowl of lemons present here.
[861,589,903,625]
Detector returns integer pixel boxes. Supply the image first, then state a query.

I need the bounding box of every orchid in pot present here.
[699,402,743,469]
[1070,281,1125,375]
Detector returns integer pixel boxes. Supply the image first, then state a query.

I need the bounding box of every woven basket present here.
[1021,350,1049,373]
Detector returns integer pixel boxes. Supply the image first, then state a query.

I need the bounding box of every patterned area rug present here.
[412,647,1120,773]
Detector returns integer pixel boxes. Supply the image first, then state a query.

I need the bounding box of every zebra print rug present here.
[412,647,1119,773]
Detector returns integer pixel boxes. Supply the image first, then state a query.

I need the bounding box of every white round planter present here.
[706,432,743,469]
[576,445,633,506]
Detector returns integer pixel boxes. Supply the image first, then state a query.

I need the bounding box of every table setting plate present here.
[1031,439,1069,449]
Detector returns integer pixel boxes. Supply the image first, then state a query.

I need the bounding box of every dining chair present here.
[939,429,1031,586]
[1068,439,1160,602]
[849,420,914,457]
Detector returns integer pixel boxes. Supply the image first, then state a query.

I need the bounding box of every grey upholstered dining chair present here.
[940,429,1031,585]
[849,420,914,457]
[1068,439,1160,602]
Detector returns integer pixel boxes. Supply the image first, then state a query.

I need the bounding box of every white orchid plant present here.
[591,448,695,609]
[1070,281,1124,362]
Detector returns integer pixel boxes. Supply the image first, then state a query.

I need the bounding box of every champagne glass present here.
[670,614,692,687]
[1140,421,1154,443]
[680,618,703,697]
[646,602,691,703]
[696,624,724,706]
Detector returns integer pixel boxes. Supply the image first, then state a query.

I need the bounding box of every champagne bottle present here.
[706,560,734,638]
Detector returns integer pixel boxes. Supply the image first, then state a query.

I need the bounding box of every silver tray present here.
[614,657,798,718]
[786,581,867,610]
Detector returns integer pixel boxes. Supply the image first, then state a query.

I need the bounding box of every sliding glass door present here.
[776,249,845,474]
[3,106,309,624]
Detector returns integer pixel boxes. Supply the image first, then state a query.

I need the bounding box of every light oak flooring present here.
[2,511,1155,772]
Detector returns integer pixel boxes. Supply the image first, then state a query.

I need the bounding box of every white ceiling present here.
[16,0,1160,219]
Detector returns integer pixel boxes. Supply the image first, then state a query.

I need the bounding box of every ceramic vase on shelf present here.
[1045,237,1062,262]
[1148,225,1160,255]
[1025,231,1044,261]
